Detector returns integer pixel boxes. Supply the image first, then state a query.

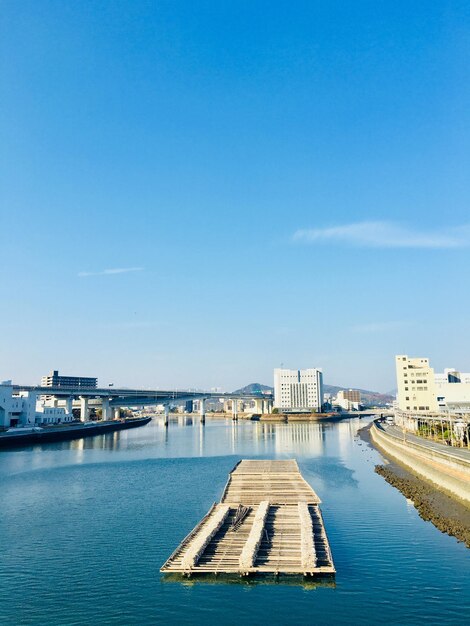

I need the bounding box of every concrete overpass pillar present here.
[262,399,272,414]
[232,399,238,421]
[65,396,74,416]
[200,398,206,424]
[79,397,89,422]
[102,398,111,421]
[164,404,169,427]
[255,398,263,414]
[114,407,121,420]
[52,397,59,408]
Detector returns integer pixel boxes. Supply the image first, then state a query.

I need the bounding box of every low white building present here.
[0,383,37,427]
[274,368,323,413]
[333,389,361,411]
[35,405,74,425]
[0,382,73,427]
[435,369,470,413]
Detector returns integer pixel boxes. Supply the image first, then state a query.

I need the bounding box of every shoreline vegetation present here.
[360,424,470,548]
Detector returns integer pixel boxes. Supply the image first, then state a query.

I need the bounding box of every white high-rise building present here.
[274,368,323,413]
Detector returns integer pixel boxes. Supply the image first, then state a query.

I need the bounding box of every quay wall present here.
[370,422,470,506]
[256,412,377,422]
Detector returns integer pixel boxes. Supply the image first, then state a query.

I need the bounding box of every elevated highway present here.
[11,384,274,423]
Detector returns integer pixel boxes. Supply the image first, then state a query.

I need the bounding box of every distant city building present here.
[342,389,360,403]
[274,368,323,413]
[41,370,97,389]
[434,368,470,413]
[395,355,470,414]
[395,355,437,413]
[333,389,361,411]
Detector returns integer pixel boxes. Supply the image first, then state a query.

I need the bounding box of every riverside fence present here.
[393,410,470,449]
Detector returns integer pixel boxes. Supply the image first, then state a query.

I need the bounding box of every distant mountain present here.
[232,383,273,395]
[233,382,394,407]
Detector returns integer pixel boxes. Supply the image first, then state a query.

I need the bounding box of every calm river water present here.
[1,416,469,625]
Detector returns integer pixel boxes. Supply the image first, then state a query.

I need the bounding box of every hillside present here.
[233,382,394,407]
[232,383,273,395]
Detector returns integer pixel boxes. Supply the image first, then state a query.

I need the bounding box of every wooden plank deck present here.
[221,459,321,506]
[161,460,335,577]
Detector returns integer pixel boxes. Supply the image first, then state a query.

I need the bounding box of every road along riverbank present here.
[370,420,470,506]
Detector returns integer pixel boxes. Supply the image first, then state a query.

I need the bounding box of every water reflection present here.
[2,414,470,626]
[303,456,359,489]
[161,572,336,590]
[0,416,371,481]
[7,417,344,455]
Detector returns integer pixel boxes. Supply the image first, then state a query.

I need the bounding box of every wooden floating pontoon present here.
[161,460,335,577]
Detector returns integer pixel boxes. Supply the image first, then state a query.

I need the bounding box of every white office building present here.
[274,368,323,413]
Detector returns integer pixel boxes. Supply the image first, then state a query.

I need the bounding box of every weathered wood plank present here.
[180,505,230,571]
[298,502,317,572]
[239,501,270,573]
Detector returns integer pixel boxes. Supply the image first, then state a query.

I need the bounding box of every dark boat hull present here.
[0,417,152,449]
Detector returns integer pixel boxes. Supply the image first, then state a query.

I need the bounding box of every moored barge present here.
[0,416,152,449]
[161,459,335,578]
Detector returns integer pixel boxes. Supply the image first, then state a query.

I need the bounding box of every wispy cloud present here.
[352,321,411,333]
[78,267,144,277]
[293,221,470,249]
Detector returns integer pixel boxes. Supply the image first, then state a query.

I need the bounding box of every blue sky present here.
[1,1,469,392]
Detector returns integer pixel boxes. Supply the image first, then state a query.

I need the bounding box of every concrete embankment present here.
[370,421,470,507]
[255,412,377,423]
